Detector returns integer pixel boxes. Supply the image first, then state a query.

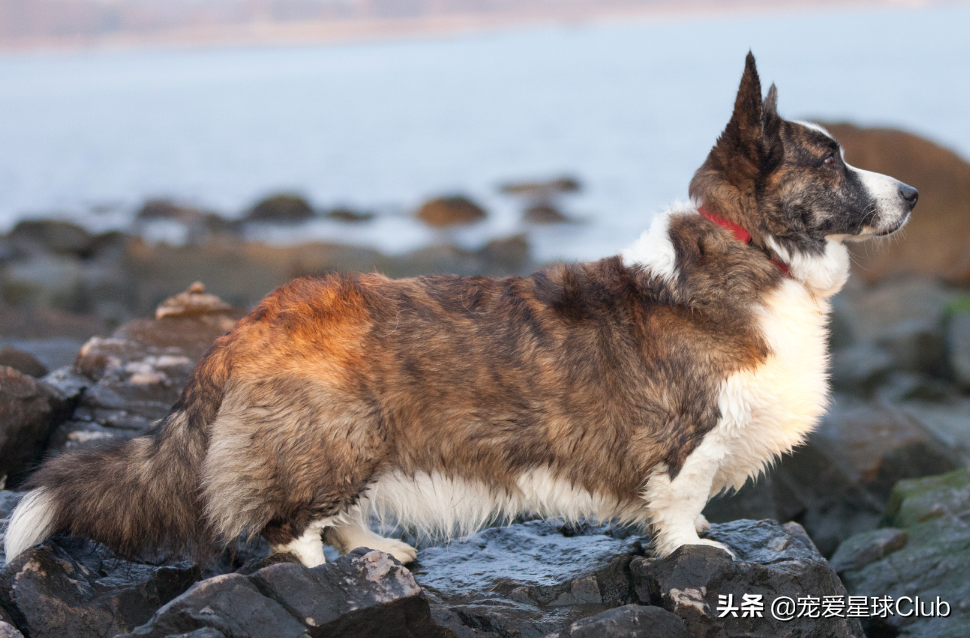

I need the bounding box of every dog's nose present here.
[899,183,919,209]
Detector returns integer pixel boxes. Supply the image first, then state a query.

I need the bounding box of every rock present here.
[810,399,959,501]
[414,520,646,637]
[0,366,75,483]
[61,288,241,438]
[416,196,487,227]
[830,342,893,396]
[544,604,690,638]
[155,282,233,319]
[524,204,571,224]
[136,200,202,223]
[838,276,953,344]
[835,468,970,637]
[325,207,375,223]
[947,309,970,390]
[0,537,200,638]
[821,123,970,285]
[0,622,23,638]
[631,520,864,637]
[125,549,452,638]
[895,398,970,464]
[0,347,47,378]
[245,194,315,224]
[499,177,581,197]
[877,318,948,378]
[829,528,908,573]
[7,219,93,258]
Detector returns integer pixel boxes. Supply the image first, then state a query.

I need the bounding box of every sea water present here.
[0,4,967,262]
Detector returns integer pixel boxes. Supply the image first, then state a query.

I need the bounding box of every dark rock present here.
[631,520,864,637]
[523,204,570,224]
[829,528,908,574]
[499,177,581,196]
[830,342,893,396]
[947,310,970,390]
[416,196,487,227]
[836,468,970,637]
[126,549,452,638]
[544,604,690,638]
[876,318,948,378]
[0,366,75,482]
[136,200,202,223]
[895,398,970,464]
[60,288,242,439]
[0,490,25,518]
[245,194,315,224]
[0,337,87,372]
[414,520,646,637]
[0,347,47,378]
[8,219,93,258]
[120,573,307,638]
[0,537,200,638]
[325,207,375,223]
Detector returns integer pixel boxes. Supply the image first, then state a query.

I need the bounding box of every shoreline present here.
[0,0,942,55]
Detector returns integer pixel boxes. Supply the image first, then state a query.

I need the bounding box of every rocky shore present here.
[0,124,969,636]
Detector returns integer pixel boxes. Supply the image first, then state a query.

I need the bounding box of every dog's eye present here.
[823,154,838,168]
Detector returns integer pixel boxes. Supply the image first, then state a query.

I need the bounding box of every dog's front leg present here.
[642,441,734,559]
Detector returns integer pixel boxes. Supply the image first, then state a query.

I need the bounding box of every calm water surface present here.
[0,5,967,261]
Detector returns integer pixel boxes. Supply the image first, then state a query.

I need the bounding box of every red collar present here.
[697,206,790,276]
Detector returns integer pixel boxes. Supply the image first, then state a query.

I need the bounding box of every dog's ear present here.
[717,52,766,169]
[762,83,784,171]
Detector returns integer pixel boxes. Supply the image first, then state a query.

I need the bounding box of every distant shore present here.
[0,0,935,54]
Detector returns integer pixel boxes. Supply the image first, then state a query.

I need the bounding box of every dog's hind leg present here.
[264,517,331,567]
[324,508,417,564]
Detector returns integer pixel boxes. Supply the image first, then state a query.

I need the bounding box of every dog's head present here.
[689,53,917,261]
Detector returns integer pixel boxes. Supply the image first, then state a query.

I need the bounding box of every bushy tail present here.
[4,340,232,565]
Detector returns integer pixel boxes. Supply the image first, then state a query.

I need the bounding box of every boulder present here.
[833,468,970,637]
[0,366,76,483]
[821,123,970,285]
[947,309,970,390]
[245,194,315,224]
[631,520,864,637]
[123,549,452,638]
[0,537,200,638]
[543,604,690,638]
[416,196,487,227]
[413,520,647,637]
[0,347,47,378]
[7,219,93,258]
[325,207,375,223]
[523,204,571,224]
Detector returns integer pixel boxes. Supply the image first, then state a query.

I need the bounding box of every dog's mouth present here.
[874,211,911,237]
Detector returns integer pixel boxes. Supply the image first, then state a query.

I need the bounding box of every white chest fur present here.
[708,278,834,495]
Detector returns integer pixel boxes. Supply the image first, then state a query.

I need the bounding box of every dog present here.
[5,53,917,567]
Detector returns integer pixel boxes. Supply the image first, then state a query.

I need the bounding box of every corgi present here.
[5,53,917,567]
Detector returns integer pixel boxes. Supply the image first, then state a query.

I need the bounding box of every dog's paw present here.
[694,513,711,533]
[368,538,418,564]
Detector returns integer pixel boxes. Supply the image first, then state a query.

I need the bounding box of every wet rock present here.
[0,537,200,638]
[416,196,487,227]
[155,282,233,319]
[0,347,47,378]
[830,342,893,396]
[245,194,315,224]
[325,206,375,223]
[544,604,689,638]
[0,366,76,482]
[631,520,864,637]
[414,520,646,637]
[822,123,970,285]
[125,549,452,638]
[57,287,241,439]
[948,310,970,390]
[499,177,581,197]
[523,204,571,224]
[895,398,970,463]
[835,468,970,637]
[829,528,908,573]
[7,219,93,258]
